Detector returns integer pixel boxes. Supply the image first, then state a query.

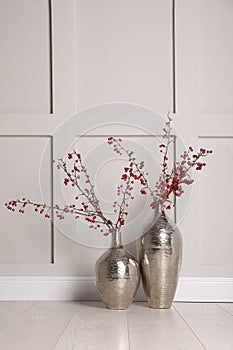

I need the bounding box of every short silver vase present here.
[138,205,182,309]
[95,229,140,310]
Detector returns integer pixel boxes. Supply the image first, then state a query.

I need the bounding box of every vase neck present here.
[111,229,123,248]
[154,203,165,220]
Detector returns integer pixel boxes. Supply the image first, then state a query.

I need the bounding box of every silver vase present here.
[138,205,182,309]
[95,229,140,310]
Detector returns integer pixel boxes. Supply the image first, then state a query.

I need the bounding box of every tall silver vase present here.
[95,229,140,310]
[138,205,182,309]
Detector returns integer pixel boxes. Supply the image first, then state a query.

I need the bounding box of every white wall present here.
[0,0,232,300]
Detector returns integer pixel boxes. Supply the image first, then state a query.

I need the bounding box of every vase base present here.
[148,300,172,309]
[149,304,172,309]
[106,306,128,311]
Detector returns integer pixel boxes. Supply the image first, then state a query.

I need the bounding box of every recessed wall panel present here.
[0,137,52,264]
[75,0,172,113]
[198,138,233,266]
[0,0,50,113]
[198,0,233,113]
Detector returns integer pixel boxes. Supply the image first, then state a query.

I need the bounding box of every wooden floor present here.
[0,301,232,349]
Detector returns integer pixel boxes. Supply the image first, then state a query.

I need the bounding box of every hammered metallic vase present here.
[95,229,140,310]
[138,206,182,309]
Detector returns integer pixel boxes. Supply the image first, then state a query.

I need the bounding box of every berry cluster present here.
[108,137,151,198]
[5,200,51,218]
[108,113,213,210]
[5,113,213,233]
[5,148,138,236]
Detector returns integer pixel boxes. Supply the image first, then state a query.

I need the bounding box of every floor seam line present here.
[0,301,38,334]
[126,310,131,350]
[173,304,208,350]
[216,303,233,317]
[51,309,78,349]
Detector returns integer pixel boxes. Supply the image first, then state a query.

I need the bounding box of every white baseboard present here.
[0,276,232,302]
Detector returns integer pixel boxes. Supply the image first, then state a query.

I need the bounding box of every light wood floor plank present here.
[0,301,78,350]
[174,303,233,350]
[0,301,35,331]
[53,301,129,350]
[217,303,233,316]
[0,301,232,350]
[127,302,205,350]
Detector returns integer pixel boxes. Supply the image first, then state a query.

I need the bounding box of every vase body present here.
[138,206,182,309]
[95,229,140,310]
